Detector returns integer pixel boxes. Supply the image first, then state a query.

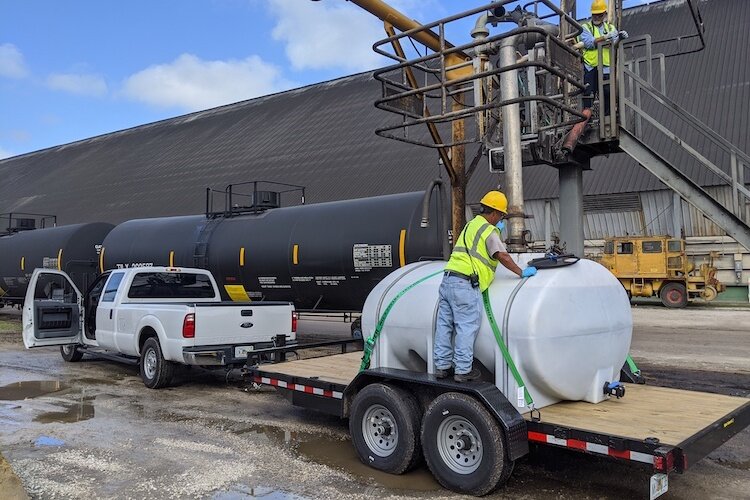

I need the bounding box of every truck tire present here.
[351,317,363,340]
[60,344,83,362]
[421,392,513,496]
[660,282,688,308]
[140,337,175,389]
[349,383,422,474]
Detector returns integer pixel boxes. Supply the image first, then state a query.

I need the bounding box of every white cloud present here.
[0,146,15,160]
[0,43,29,79]
[121,53,296,111]
[46,72,108,97]
[268,0,388,72]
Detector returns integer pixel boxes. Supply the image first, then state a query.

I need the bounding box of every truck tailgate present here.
[193,302,294,345]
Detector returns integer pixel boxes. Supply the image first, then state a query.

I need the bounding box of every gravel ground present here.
[0,306,748,499]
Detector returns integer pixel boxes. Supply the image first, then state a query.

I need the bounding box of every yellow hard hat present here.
[591,0,607,15]
[480,191,508,213]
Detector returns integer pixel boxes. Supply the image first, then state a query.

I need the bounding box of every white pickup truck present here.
[22,267,296,388]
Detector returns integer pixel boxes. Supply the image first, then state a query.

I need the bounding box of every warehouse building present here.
[0,0,748,296]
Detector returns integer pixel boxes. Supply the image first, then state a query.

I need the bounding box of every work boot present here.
[454,367,481,383]
[434,366,453,379]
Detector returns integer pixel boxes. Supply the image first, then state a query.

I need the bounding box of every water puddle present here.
[213,484,305,499]
[0,381,69,400]
[234,424,440,491]
[33,396,95,424]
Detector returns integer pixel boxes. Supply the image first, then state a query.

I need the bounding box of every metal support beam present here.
[558,163,586,257]
[672,192,683,238]
[620,131,750,251]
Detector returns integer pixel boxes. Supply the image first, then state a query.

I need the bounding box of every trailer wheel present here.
[60,344,83,362]
[140,337,175,389]
[422,392,513,496]
[660,282,688,308]
[349,383,422,474]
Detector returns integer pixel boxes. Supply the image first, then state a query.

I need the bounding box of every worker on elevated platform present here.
[580,0,627,114]
[433,191,537,383]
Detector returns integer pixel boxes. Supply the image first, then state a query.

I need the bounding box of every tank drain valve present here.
[603,381,626,399]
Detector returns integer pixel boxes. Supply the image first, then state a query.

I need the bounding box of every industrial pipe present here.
[561,108,593,153]
[499,35,526,252]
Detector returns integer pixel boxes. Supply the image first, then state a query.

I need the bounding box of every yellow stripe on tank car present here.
[239,247,245,267]
[399,229,407,267]
[293,244,299,265]
[169,250,175,267]
[20,256,25,271]
[99,247,106,273]
[224,284,250,302]
[57,249,63,271]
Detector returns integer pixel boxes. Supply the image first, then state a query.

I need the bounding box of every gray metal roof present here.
[0,0,747,225]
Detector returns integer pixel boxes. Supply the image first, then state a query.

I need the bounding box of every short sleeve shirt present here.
[485,229,507,260]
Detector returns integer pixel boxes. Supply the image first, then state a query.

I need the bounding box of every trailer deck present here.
[526,384,747,446]
[247,350,750,483]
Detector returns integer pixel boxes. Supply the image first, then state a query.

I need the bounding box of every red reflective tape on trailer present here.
[608,448,631,460]
[528,431,654,465]
[252,375,343,399]
[567,438,587,451]
[527,431,548,443]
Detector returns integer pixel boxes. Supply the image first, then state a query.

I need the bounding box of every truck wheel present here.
[140,337,175,389]
[349,383,422,474]
[422,392,513,496]
[351,317,363,340]
[660,282,688,308]
[60,344,83,362]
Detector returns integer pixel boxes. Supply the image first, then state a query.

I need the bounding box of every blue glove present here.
[521,266,537,278]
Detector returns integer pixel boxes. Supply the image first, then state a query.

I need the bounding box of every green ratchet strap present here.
[625,353,640,375]
[360,270,444,372]
[482,288,536,410]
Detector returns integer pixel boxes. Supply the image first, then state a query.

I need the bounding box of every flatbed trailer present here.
[243,343,750,498]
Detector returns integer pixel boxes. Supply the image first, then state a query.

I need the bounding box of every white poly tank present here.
[361,254,632,412]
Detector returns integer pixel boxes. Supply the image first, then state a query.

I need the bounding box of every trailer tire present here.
[660,282,688,308]
[422,392,513,496]
[140,337,175,389]
[60,344,83,362]
[349,383,422,474]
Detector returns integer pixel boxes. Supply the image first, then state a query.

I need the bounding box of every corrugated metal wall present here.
[526,186,749,242]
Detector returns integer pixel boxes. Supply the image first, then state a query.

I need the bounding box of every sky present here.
[0,0,652,159]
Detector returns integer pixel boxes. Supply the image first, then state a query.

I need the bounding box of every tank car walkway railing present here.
[614,36,750,251]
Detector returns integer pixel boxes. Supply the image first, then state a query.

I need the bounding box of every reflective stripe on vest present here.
[445,215,499,291]
[581,21,614,68]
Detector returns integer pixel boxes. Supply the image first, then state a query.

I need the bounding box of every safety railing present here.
[370,0,586,150]
[616,36,750,226]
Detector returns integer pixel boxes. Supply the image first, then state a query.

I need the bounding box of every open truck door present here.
[23,269,83,348]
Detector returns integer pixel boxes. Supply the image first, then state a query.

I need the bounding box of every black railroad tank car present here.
[101,192,444,310]
[0,223,114,304]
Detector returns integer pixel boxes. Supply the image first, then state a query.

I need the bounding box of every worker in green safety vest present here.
[433,191,537,383]
[580,0,627,114]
